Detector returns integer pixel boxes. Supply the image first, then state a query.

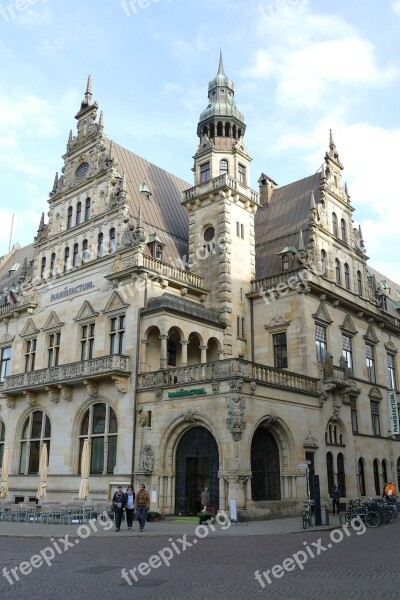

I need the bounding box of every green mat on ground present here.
[173,517,199,522]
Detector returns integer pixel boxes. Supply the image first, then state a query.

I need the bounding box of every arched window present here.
[341,218,347,243]
[373,459,380,495]
[357,270,363,296]
[210,123,215,138]
[167,340,176,366]
[337,453,346,496]
[202,126,208,137]
[19,411,51,474]
[72,243,79,267]
[232,124,237,139]
[217,121,223,136]
[40,257,46,279]
[85,197,91,221]
[238,128,242,138]
[50,253,56,277]
[109,228,116,254]
[321,249,327,277]
[97,233,104,258]
[358,458,366,496]
[382,460,388,485]
[82,239,89,264]
[64,247,70,272]
[67,206,73,229]
[219,159,228,176]
[0,421,5,467]
[326,452,334,493]
[344,263,350,290]
[224,122,230,137]
[76,202,82,225]
[335,258,341,284]
[332,212,338,237]
[79,403,117,475]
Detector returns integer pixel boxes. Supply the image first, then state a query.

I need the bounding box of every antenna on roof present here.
[8,213,14,253]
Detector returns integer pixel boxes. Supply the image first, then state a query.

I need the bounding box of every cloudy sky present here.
[0,0,399,282]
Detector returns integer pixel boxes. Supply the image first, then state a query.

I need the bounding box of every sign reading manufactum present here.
[168,388,206,399]
[50,281,94,302]
[387,390,399,435]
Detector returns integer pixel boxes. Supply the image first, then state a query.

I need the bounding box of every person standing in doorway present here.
[331,485,341,515]
[135,483,150,532]
[112,485,126,532]
[125,484,135,530]
[200,487,210,511]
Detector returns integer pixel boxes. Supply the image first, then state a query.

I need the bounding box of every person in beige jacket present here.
[135,483,150,532]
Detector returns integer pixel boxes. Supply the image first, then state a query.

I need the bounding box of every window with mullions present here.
[85,197,91,221]
[81,323,95,361]
[25,339,36,372]
[366,343,375,382]
[64,247,70,272]
[109,315,125,355]
[50,253,56,277]
[238,163,246,184]
[219,159,228,175]
[332,213,338,237]
[48,332,61,367]
[370,401,381,436]
[19,411,51,474]
[315,324,327,362]
[76,202,82,225]
[344,263,350,290]
[72,243,79,267]
[341,219,347,243]
[97,233,104,258]
[67,206,73,229]
[320,249,327,276]
[273,332,288,369]
[388,354,396,390]
[342,334,353,375]
[79,403,117,475]
[350,397,358,433]
[0,347,11,382]
[200,162,210,183]
[357,270,363,296]
[109,228,116,254]
[335,259,341,285]
[40,257,46,279]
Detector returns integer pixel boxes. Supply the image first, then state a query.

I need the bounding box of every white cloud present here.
[391,0,400,15]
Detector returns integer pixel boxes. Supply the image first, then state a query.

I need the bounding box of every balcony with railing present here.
[3,355,131,396]
[138,358,319,396]
[142,255,204,289]
[183,174,260,207]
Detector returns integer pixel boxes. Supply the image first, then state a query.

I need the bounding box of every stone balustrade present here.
[142,255,203,288]
[183,173,260,206]
[138,358,319,395]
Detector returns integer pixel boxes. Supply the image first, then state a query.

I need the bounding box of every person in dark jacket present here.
[125,484,135,530]
[331,485,341,515]
[112,485,126,532]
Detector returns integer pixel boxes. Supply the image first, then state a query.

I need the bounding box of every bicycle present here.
[302,502,312,529]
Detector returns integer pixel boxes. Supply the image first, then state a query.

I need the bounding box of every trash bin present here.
[320,505,329,525]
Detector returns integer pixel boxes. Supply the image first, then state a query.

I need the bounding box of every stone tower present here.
[182,53,260,357]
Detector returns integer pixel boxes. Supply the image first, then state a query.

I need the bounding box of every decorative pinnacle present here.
[99,110,104,129]
[310,191,316,211]
[298,229,305,251]
[86,75,92,99]
[329,129,335,150]
[218,49,225,75]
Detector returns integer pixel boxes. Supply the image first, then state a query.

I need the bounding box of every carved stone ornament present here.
[6,397,16,409]
[183,409,195,423]
[226,395,246,441]
[138,415,148,427]
[139,445,155,472]
[23,391,37,407]
[332,404,341,419]
[45,386,60,404]
[264,413,278,425]
[250,381,256,394]
[58,385,72,402]
[111,375,128,393]
[211,380,220,394]
[154,388,163,401]
[83,379,98,397]
[229,378,243,392]
[303,431,319,449]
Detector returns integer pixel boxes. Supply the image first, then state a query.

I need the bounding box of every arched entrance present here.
[175,426,219,515]
[251,428,281,500]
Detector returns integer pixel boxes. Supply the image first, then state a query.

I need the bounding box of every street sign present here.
[298,463,308,469]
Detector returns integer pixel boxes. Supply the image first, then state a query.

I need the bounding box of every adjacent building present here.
[1,56,399,518]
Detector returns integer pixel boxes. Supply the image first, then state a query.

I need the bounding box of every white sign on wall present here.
[388,391,399,435]
[229,498,237,522]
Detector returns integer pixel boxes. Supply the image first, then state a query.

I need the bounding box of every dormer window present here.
[155,244,163,260]
[146,234,165,261]
[282,254,289,271]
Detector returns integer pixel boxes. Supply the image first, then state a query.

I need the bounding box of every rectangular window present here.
[240,224,244,239]
[24,339,36,372]
[48,332,61,367]
[370,401,381,436]
[236,316,240,337]
[350,397,358,433]
[315,325,327,363]
[200,162,210,183]
[366,344,375,382]
[388,354,396,390]
[236,222,240,237]
[0,347,11,382]
[81,323,95,361]
[110,315,125,355]
[342,335,353,375]
[241,317,245,339]
[238,163,246,184]
[273,332,288,369]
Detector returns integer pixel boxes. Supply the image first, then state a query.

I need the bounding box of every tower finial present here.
[218,49,225,75]
[86,75,92,99]
[329,128,335,150]
[99,110,104,130]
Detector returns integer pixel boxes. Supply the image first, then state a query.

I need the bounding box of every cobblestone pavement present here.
[1,519,400,600]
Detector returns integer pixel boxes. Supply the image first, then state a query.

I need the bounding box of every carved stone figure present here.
[139,445,155,472]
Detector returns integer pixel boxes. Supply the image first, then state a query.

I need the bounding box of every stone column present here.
[225,475,248,511]
[218,475,226,511]
[140,339,148,372]
[199,345,208,363]
[160,334,168,369]
[167,476,173,511]
[180,340,189,366]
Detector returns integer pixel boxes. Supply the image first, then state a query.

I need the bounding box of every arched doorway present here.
[175,426,219,515]
[251,429,281,500]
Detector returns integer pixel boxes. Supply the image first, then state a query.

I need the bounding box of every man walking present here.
[135,483,150,532]
[112,485,126,532]
[331,485,341,515]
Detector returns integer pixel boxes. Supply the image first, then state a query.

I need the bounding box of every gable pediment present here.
[43,311,64,332]
[340,314,358,335]
[363,324,379,344]
[103,291,129,316]
[20,318,40,338]
[312,302,333,325]
[368,386,383,401]
[74,300,99,323]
